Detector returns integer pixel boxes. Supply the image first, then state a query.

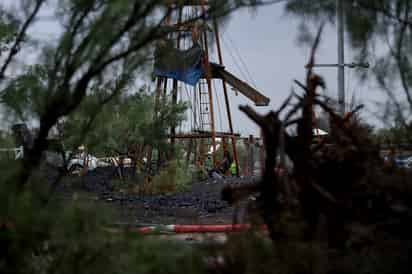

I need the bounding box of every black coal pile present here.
[46,166,258,224]
[101,178,258,224]
[81,167,117,193]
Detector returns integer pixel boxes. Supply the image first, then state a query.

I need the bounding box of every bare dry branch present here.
[305,22,325,81]
[276,94,293,115]
[239,105,265,126]
[293,79,308,92]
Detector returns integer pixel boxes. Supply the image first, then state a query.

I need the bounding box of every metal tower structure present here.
[153,1,270,176]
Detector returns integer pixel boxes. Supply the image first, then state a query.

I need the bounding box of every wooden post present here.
[259,138,265,175]
[152,4,173,171]
[243,138,250,176]
[186,139,193,165]
[200,3,217,167]
[170,7,183,157]
[249,135,255,176]
[213,19,240,176]
[198,138,205,165]
[193,139,198,166]
[221,136,229,175]
[147,77,163,173]
[159,78,168,167]
[222,136,228,153]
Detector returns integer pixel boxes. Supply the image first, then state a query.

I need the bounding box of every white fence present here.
[0,146,24,160]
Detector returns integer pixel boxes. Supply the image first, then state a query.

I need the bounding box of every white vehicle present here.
[0,144,102,174]
[44,150,101,174]
[395,156,412,169]
[66,153,99,174]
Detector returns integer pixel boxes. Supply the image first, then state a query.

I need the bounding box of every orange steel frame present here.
[156,1,240,175]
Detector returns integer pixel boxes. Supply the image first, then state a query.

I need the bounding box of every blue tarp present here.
[153,62,203,86]
[153,40,204,86]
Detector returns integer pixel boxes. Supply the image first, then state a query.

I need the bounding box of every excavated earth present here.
[49,166,259,225]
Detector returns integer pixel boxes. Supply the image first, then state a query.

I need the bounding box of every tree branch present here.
[0,0,45,81]
[239,105,265,126]
[356,0,412,28]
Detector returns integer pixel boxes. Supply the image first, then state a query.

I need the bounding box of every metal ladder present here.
[198,79,211,131]
[197,79,214,162]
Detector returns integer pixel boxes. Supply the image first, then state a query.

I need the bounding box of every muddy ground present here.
[49,166,258,225]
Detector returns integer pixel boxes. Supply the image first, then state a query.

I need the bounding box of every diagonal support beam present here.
[210,63,270,106]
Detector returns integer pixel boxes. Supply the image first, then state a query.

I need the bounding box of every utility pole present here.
[308,1,368,112]
[337,0,345,115]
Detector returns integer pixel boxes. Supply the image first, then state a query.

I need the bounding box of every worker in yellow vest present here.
[229,161,237,176]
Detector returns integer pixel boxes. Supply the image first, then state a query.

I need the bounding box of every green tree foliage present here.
[0,0,277,185]
[0,8,18,56]
[151,158,192,193]
[2,64,48,122]
[0,183,206,274]
[0,1,275,273]
[61,88,186,156]
[375,125,412,146]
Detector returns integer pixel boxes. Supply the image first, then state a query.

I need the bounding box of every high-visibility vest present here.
[229,162,237,175]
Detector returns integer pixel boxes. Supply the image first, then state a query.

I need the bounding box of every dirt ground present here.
[50,166,258,225]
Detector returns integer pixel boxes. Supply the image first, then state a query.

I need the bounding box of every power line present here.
[226,31,258,88]
[221,35,252,87]
[212,81,223,131]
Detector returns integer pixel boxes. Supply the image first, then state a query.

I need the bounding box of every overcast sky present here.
[2,1,385,136]
[208,3,382,136]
